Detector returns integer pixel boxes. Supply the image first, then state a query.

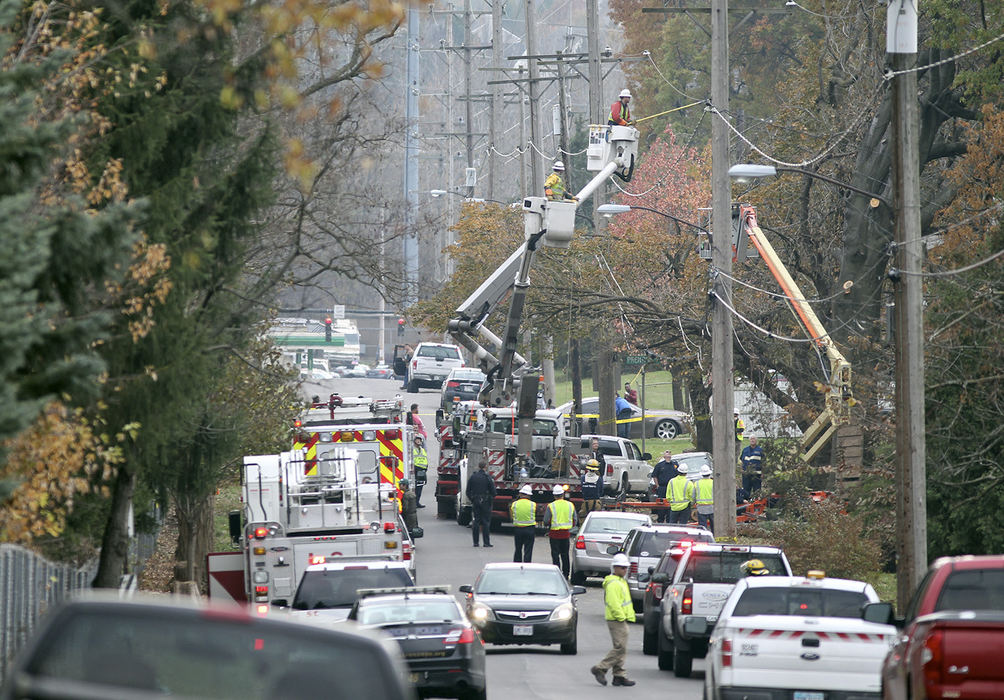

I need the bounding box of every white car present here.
[705,573,896,700]
[346,363,370,378]
[570,510,652,585]
[288,560,415,623]
[301,367,335,381]
[407,342,464,392]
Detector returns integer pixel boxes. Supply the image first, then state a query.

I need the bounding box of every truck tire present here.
[560,633,577,655]
[460,687,486,700]
[437,496,456,519]
[407,380,419,393]
[673,647,693,677]
[570,568,586,586]
[642,621,658,655]
[657,628,675,671]
[457,505,472,527]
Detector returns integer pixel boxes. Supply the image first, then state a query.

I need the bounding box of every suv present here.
[289,561,414,622]
[440,367,486,409]
[408,343,464,392]
[618,525,715,612]
[570,510,652,585]
[656,543,791,677]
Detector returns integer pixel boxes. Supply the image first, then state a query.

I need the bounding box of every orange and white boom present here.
[738,205,854,462]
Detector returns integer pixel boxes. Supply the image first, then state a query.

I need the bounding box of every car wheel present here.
[407,380,419,393]
[657,627,675,671]
[560,634,577,655]
[673,647,693,677]
[460,687,487,700]
[654,419,679,440]
[642,620,658,656]
[632,599,643,614]
[570,568,586,586]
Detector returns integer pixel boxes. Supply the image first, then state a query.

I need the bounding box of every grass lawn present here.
[551,369,680,410]
[212,482,242,552]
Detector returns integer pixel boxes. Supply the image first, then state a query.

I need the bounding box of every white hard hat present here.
[701,465,712,477]
[619,89,632,99]
[611,553,630,569]
[553,160,565,171]
[520,484,533,496]
[677,463,689,474]
[552,484,565,496]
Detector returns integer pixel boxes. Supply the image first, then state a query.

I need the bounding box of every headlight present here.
[470,604,492,623]
[550,603,574,622]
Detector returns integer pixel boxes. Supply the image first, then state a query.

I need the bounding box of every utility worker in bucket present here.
[544,160,577,202]
[608,89,633,126]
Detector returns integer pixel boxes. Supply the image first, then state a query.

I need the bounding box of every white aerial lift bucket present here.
[542,201,577,248]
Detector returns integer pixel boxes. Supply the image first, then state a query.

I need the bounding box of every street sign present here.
[331,305,345,320]
[624,355,648,366]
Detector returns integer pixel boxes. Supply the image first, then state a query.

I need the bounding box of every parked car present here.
[642,544,694,655]
[705,573,895,700]
[346,363,371,378]
[350,586,486,700]
[440,367,486,409]
[288,560,414,622]
[408,343,465,392]
[0,592,415,700]
[557,397,690,440]
[570,510,653,585]
[366,364,395,379]
[301,367,336,382]
[874,554,1004,700]
[656,543,792,676]
[459,563,585,654]
[615,524,715,612]
[579,434,654,496]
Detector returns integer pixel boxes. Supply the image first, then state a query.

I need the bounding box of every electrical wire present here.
[610,178,663,198]
[894,248,1004,278]
[884,29,1004,80]
[643,51,703,101]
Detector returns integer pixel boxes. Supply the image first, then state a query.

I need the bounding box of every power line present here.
[884,29,1004,79]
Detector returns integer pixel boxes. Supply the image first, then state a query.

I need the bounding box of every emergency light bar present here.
[357,585,451,599]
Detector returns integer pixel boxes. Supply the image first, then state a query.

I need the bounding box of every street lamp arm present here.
[728,163,889,207]
[597,203,707,232]
[774,167,889,206]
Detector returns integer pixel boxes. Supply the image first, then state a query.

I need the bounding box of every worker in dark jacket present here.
[466,460,496,547]
[580,459,604,516]
[650,450,679,523]
[400,479,418,534]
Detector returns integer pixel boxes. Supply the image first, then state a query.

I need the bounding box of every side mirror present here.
[642,453,652,461]
[862,601,898,627]
[571,586,587,595]
[638,573,650,583]
[606,544,622,555]
[458,585,473,594]
[228,511,242,546]
[647,566,655,575]
[651,573,669,584]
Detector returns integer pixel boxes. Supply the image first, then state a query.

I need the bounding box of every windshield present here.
[681,552,787,583]
[475,569,569,596]
[293,569,413,609]
[417,346,461,360]
[23,607,399,699]
[732,587,871,618]
[636,531,714,554]
[584,516,647,534]
[358,600,462,626]
[935,569,1004,611]
[451,369,485,381]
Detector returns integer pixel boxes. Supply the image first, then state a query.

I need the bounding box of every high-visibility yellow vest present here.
[666,475,694,511]
[414,447,428,470]
[602,574,636,622]
[608,101,631,124]
[544,172,566,200]
[696,477,714,506]
[548,499,574,530]
[511,498,536,527]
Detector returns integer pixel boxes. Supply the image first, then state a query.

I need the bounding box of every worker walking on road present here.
[543,485,577,578]
[694,465,714,532]
[591,553,637,687]
[608,89,633,126]
[544,161,576,202]
[400,479,419,535]
[466,461,496,547]
[740,436,765,495]
[666,463,695,524]
[412,435,428,508]
[510,484,536,563]
[580,459,604,516]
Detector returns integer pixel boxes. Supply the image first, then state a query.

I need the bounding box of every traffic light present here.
[397,318,405,336]
[324,317,332,342]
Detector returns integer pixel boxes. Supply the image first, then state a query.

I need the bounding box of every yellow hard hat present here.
[586,459,600,470]
[741,559,770,576]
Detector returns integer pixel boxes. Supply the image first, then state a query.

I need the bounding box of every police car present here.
[705,572,896,700]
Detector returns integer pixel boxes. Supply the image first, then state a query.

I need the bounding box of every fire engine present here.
[207,396,419,605]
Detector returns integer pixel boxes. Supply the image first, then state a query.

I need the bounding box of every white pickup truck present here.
[655,543,792,677]
[705,573,896,700]
[576,433,653,496]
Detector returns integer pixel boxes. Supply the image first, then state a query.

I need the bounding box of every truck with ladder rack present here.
[207,396,419,606]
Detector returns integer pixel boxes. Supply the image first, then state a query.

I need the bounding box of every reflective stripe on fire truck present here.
[376,430,406,508]
[292,432,320,474]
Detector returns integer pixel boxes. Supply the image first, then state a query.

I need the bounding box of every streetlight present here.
[728,164,889,208]
[597,203,707,232]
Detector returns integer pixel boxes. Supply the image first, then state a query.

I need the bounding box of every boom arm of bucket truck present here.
[736,205,855,462]
[447,125,639,455]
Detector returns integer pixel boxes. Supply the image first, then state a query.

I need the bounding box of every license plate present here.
[513,624,533,636]
[793,693,824,700]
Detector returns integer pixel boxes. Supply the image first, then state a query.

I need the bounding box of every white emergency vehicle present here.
[705,572,896,700]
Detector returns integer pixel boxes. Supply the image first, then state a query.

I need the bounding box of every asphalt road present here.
[302,375,706,699]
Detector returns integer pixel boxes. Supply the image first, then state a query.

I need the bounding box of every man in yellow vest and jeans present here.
[591,553,637,687]
[413,435,429,508]
[666,463,695,524]
[695,465,714,532]
[510,484,536,563]
[543,485,578,578]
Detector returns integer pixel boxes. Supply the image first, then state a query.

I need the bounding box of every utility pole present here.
[888,0,927,610]
[463,0,475,198]
[404,6,420,303]
[524,0,542,197]
[710,0,736,539]
[555,53,571,191]
[489,0,503,201]
[518,66,527,196]
[586,0,604,230]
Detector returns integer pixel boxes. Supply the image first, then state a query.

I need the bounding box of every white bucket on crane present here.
[542,201,577,248]
[586,125,639,176]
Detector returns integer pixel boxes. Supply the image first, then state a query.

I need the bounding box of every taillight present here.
[445,627,475,644]
[384,522,396,533]
[575,535,585,550]
[681,584,693,614]
[447,381,460,388]
[254,585,269,602]
[921,628,944,688]
[606,464,613,476]
[648,582,664,601]
[721,637,733,667]
[629,562,638,576]
[412,360,418,369]
[309,555,325,565]
[403,542,413,561]
[253,527,268,539]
